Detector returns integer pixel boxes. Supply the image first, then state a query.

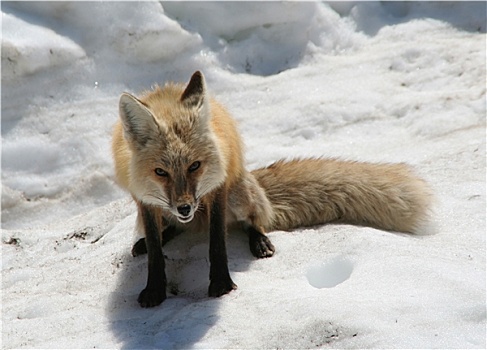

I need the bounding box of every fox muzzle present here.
[173,202,198,224]
[177,204,192,217]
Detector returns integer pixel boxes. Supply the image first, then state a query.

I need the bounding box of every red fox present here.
[112,71,432,307]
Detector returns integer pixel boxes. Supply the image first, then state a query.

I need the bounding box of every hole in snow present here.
[306,257,354,289]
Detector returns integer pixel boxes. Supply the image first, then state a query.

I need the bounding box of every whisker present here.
[144,193,170,208]
[195,202,205,213]
[196,183,216,200]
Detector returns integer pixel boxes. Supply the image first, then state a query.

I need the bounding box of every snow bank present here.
[2,2,486,349]
[1,12,86,81]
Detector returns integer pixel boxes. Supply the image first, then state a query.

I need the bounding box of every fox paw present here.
[131,238,147,257]
[208,279,237,298]
[137,287,167,308]
[249,233,275,258]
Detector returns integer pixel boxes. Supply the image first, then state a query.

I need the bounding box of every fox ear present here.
[119,93,159,147]
[181,71,207,110]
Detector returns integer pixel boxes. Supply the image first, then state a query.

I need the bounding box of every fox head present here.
[119,71,227,223]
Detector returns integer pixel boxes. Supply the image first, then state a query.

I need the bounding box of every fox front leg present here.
[208,188,238,297]
[131,225,181,257]
[137,204,167,307]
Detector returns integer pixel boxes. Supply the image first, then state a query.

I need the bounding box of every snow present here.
[1,1,485,349]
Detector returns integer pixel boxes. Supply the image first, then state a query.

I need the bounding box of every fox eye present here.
[188,161,200,173]
[155,168,168,177]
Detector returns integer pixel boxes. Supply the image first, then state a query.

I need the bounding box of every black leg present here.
[208,188,237,297]
[137,204,167,307]
[131,226,181,257]
[132,237,147,257]
[247,225,275,258]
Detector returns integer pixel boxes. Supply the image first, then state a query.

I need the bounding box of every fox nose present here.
[177,204,192,217]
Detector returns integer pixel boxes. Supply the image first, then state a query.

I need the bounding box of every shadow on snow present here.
[105,227,255,349]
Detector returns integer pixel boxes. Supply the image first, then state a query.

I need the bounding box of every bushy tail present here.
[251,158,433,234]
